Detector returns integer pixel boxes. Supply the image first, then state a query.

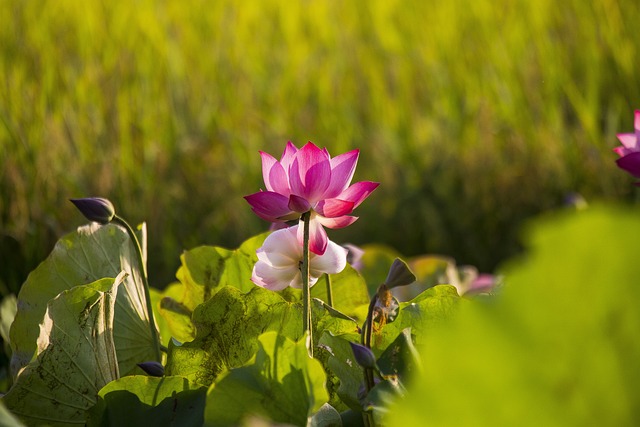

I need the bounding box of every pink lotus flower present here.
[614,110,640,181]
[245,142,379,255]
[464,273,499,296]
[251,225,348,291]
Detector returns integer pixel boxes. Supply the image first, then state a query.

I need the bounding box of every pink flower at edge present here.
[251,225,348,291]
[614,109,640,182]
[244,141,379,255]
[464,273,499,296]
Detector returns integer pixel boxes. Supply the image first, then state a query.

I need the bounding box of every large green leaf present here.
[372,284,460,352]
[0,294,16,393]
[218,232,268,292]
[311,300,363,413]
[157,234,268,345]
[317,332,364,411]
[0,400,24,427]
[149,286,176,348]
[319,328,422,416]
[156,283,195,345]
[165,287,361,385]
[3,274,122,426]
[174,246,233,312]
[87,375,206,427]
[311,298,362,341]
[366,375,405,426]
[308,403,342,427]
[311,264,371,321]
[0,294,16,353]
[389,205,640,426]
[165,286,302,385]
[10,223,156,377]
[204,332,329,427]
[170,233,268,311]
[376,328,421,380]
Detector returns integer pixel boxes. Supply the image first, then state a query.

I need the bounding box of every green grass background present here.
[1,0,638,293]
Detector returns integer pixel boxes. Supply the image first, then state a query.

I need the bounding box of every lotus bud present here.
[69,197,115,224]
[349,341,377,370]
[137,361,165,377]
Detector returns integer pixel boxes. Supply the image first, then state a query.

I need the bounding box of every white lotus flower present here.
[251,225,348,291]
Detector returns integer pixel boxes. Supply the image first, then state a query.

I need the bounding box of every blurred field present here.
[1,0,638,293]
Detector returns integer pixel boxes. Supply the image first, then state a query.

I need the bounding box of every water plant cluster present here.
[0,142,459,426]
[2,123,640,425]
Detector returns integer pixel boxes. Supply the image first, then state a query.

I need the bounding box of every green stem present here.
[113,215,162,362]
[363,411,375,427]
[361,296,378,392]
[362,295,377,347]
[360,293,378,426]
[324,273,334,307]
[301,211,313,357]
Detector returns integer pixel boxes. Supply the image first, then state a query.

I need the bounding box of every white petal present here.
[261,226,302,260]
[257,247,298,268]
[252,260,299,291]
[310,240,348,276]
[288,270,319,289]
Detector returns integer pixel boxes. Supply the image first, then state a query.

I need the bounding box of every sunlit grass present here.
[1,0,638,292]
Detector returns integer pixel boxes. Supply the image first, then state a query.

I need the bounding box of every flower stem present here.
[113,215,162,363]
[361,295,378,392]
[324,273,334,307]
[301,211,313,357]
[360,293,379,426]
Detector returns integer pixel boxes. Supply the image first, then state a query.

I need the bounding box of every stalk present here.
[360,293,379,427]
[361,296,378,391]
[324,273,334,307]
[113,215,162,362]
[301,211,313,357]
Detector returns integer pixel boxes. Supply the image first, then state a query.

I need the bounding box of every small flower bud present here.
[349,342,377,370]
[137,361,165,377]
[69,197,115,224]
[384,258,416,289]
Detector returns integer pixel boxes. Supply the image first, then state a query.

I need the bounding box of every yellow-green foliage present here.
[389,205,640,426]
[1,0,638,292]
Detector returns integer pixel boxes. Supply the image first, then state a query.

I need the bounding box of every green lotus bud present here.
[69,197,115,224]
